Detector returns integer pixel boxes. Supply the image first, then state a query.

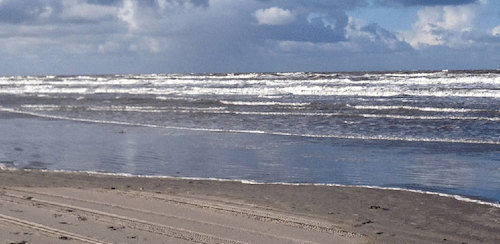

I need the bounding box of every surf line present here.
[1,106,499,145]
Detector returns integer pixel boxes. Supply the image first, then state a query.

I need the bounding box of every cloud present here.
[492,26,500,36]
[254,7,295,25]
[0,0,53,24]
[156,0,209,11]
[118,0,137,30]
[375,0,479,7]
[129,37,167,53]
[61,0,117,21]
[0,0,497,75]
[97,40,121,53]
[347,17,412,52]
[276,16,411,55]
[402,4,476,48]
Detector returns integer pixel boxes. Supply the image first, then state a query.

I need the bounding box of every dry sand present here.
[0,169,498,243]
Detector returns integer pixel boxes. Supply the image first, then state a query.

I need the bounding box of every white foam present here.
[169,109,498,121]
[19,104,227,113]
[1,73,498,98]
[347,105,490,113]
[220,100,310,106]
[384,72,439,77]
[16,105,499,121]
[1,106,498,145]
[0,163,15,170]
[21,105,60,109]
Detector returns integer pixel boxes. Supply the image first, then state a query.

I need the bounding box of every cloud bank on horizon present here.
[0,0,498,75]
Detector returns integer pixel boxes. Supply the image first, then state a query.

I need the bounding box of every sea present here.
[0,70,499,204]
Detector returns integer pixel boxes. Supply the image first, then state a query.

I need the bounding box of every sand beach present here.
[0,169,498,243]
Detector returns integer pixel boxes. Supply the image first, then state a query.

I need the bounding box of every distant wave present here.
[1,73,499,98]
[1,87,494,98]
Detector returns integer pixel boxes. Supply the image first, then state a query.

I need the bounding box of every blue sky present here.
[0,0,498,75]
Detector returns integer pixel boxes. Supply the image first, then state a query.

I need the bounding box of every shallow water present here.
[1,117,498,203]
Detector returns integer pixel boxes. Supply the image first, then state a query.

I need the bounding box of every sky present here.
[0,0,498,75]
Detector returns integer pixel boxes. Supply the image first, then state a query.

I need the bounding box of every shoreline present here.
[1,169,499,243]
[4,166,499,208]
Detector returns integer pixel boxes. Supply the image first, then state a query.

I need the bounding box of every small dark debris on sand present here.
[355,220,374,227]
[108,226,125,231]
[362,220,374,225]
[9,241,28,244]
[370,205,389,210]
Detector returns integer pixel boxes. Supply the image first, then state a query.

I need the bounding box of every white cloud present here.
[403,5,476,48]
[61,0,117,21]
[278,40,357,52]
[441,6,474,31]
[98,41,120,53]
[144,37,162,53]
[156,0,169,11]
[118,0,138,30]
[346,17,371,40]
[128,37,167,53]
[156,0,200,12]
[39,5,53,19]
[492,26,500,36]
[254,7,295,25]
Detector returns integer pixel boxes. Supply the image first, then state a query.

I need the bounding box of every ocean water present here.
[0,70,499,202]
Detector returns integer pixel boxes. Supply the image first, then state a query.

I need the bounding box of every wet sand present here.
[0,169,499,243]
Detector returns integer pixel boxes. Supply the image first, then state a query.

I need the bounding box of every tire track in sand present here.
[0,191,245,244]
[6,187,323,243]
[0,212,108,243]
